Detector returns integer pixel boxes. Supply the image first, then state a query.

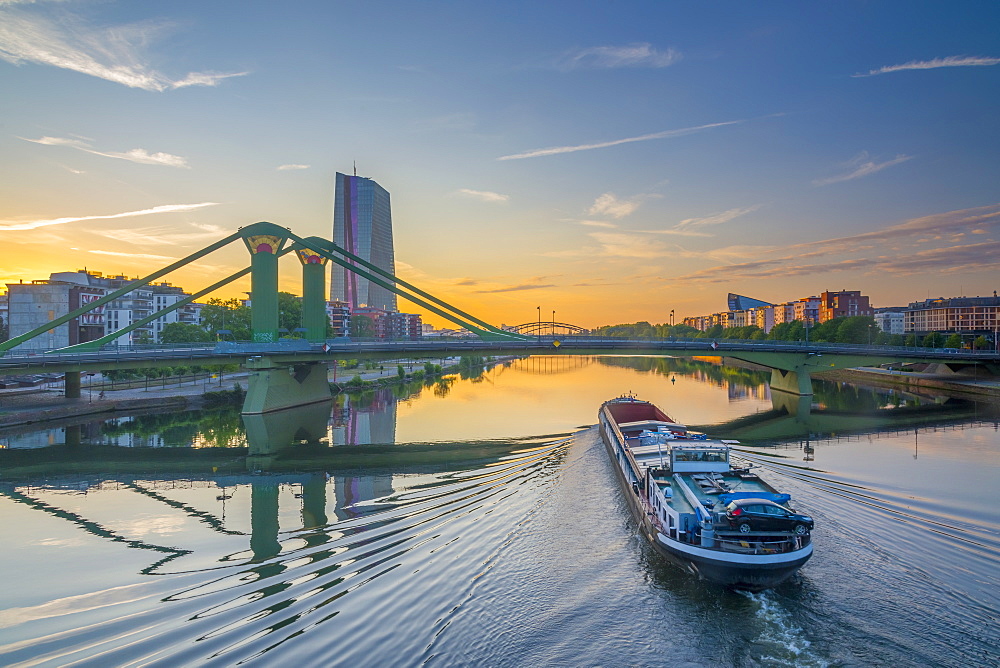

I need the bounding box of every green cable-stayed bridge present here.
[2,222,998,414]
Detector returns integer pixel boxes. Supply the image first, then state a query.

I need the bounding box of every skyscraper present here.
[330,172,397,312]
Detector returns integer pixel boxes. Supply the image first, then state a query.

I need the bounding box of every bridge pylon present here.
[243,224,289,343]
[296,239,330,342]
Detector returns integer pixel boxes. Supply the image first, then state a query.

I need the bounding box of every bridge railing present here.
[539,334,995,357]
[1,334,996,362]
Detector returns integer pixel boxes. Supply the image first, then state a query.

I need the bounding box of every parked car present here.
[725,498,814,535]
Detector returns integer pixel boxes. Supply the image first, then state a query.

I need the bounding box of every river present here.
[0,356,997,667]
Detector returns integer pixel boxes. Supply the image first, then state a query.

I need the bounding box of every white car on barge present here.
[599,395,813,590]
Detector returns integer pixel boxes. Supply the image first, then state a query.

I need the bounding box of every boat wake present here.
[0,437,574,667]
[738,590,829,668]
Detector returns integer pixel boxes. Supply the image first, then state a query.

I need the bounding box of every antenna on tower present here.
[353,161,357,176]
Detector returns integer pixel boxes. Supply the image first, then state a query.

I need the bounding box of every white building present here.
[874,309,905,335]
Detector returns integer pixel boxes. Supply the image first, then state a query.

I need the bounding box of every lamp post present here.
[670,309,675,327]
[552,310,555,336]
[536,306,540,342]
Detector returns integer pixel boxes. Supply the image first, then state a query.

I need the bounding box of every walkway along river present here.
[0,356,997,667]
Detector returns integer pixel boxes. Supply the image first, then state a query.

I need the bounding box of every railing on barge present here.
[712,530,811,554]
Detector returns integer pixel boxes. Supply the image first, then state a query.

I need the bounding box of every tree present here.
[768,321,804,341]
[943,333,963,349]
[667,324,700,337]
[700,324,724,339]
[808,318,842,343]
[833,316,877,344]
[922,332,944,348]
[350,314,375,338]
[201,298,251,340]
[972,335,990,350]
[277,292,302,335]
[160,322,213,344]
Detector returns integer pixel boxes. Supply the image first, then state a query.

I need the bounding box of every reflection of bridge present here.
[2,337,998,411]
[689,392,998,443]
[514,355,594,375]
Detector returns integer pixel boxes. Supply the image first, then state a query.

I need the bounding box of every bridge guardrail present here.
[1,335,997,367]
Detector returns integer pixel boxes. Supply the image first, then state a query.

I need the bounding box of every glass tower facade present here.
[330,172,397,311]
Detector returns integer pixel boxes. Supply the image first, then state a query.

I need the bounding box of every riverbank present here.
[0,356,512,428]
[814,365,1000,399]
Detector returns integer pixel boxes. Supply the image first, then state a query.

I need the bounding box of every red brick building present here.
[819,290,872,322]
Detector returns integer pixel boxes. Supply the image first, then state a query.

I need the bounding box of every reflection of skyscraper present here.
[330,172,397,311]
[331,389,398,446]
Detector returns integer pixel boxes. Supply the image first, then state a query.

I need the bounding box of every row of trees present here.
[592,315,993,349]
[160,293,318,343]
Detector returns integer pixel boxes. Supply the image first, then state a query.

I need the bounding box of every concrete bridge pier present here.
[243,357,332,415]
[769,367,814,396]
[64,371,81,399]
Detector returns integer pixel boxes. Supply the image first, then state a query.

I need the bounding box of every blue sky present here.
[1,1,998,327]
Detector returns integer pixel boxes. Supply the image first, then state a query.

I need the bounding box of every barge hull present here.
[599,411,810,591]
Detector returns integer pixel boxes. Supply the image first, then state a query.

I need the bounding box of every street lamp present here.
[670,309,675,327]
[536,306,541,341]
[552,310,555,336]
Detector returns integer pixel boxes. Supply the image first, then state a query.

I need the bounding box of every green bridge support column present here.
[243,356,332,415]
[769,367,814,396]
[64,371,81,399]
[244,227,288,343]
[250,482,281,561]
[301,474,328,529]
[296,247,329,342]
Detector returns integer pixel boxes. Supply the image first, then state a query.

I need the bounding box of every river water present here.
[0,356,997,667]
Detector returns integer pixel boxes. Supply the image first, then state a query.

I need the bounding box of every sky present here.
[1,1,998,329]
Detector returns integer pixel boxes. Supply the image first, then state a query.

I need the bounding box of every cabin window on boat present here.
[672,450,726,463]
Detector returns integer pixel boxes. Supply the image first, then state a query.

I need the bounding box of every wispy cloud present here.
[878,241,1000,275]
[474,283,557,294]
[0,202,218,232]
[588,193,643,219]
[92,223,228,246]
[853,55,1000,78]
[780,204,1000,255]
[651,205,761,236]
[668,204,1000,286]
[587,232,674,259]
[22,135,189,167]
[0,5,248,91]
[455,189,509,203]
[498,120,744,161]
[558,42,681,70]
[277,164,310,171]
[88,250,177,261]
[579,220,618,229]
[812,152,912,186]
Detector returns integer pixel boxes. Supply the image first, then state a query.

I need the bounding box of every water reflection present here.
[1,357,998,667]
[331,390,396,446]
[1,356,996,466]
